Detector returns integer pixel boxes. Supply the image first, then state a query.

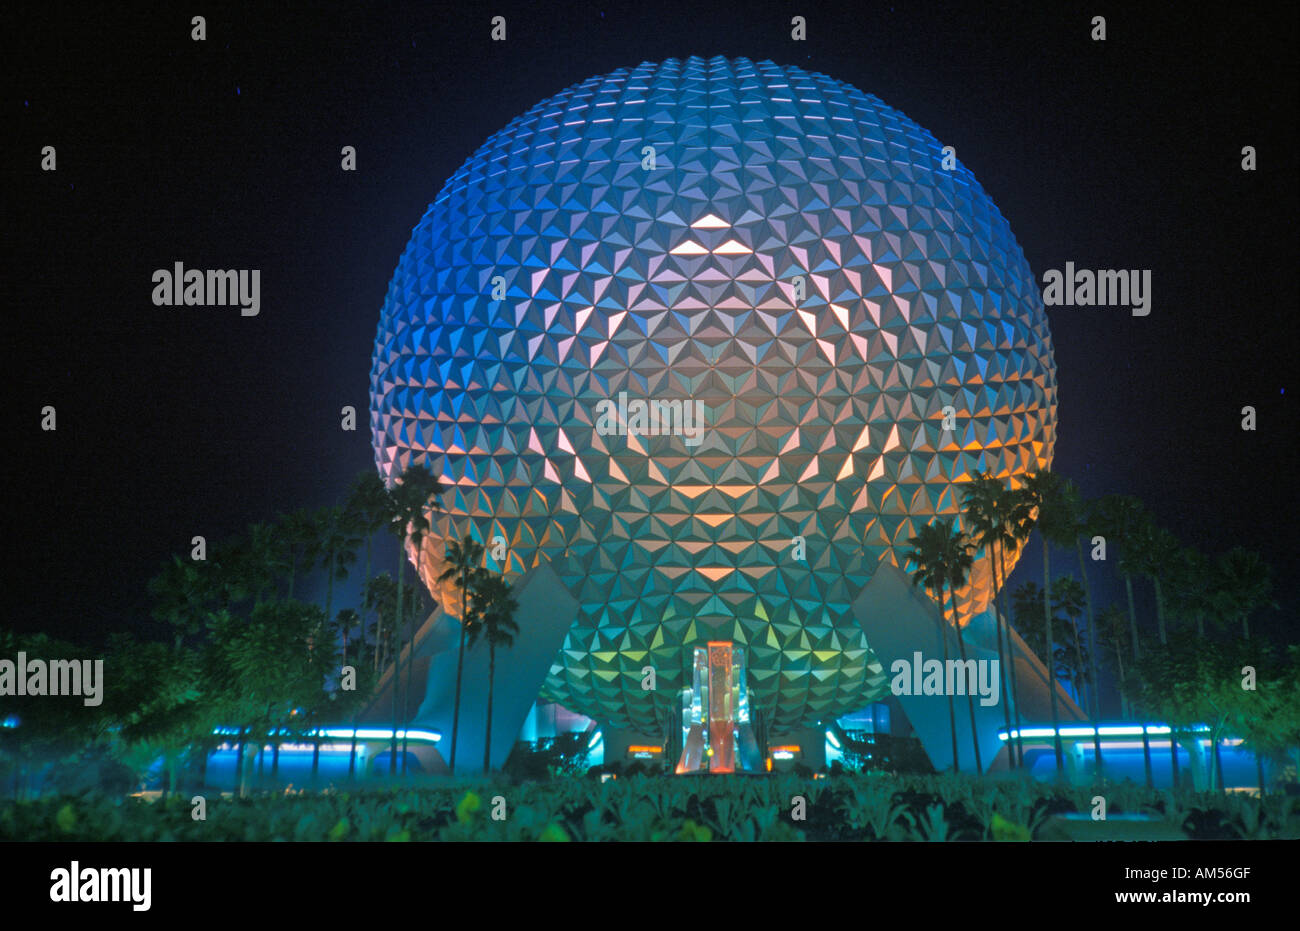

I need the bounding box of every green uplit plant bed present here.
[1038,813,1186,841]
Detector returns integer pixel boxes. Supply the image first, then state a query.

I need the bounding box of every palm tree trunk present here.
[939,585,960,774]
[1065,623,1099,781]
[1241,615,1249,641]
[954,602,983,773]
[990,549,1016,769]
[997,545,1026,769]
[391,549,405,775]
[1111,642,1128,718]
[401,613,415,773]
[1042,538,1064,774]
[1076,537,1103,780]
[1140,725,1154,790]
[235,733,246,795]
[348,727,359,781]
[1124,574,1140,661]
[1068,622,1087,707]
[325,546,335,646]
[360,535,372,656]
[484,643,496,774]
[1212,727,1226,794]
[311,736,320,787]
[1152,575,1178,789]
[1123,572,1153,788]
[450,578,469,774]
[1152,578,1168,645]
[195,745,209,792]
[402,550,421,775]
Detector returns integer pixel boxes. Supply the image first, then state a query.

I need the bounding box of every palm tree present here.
[354,572,398,780]
[1065,484,1104,776]
[1214,547,1274,641]
[1091,495,1146,660]
[1096,604,1132,717]
[962,472,1030,769]
[1090,493,1154,787]
[383,464,444,775]
[364,573,397,672]
[438,537,486,774]
[943,530,982,773]
[389,467,442,773]
[1052,577,1089,707]
[345,471,392,657]
[1122,539,1156,790]
[466,571,519,773]
[1001,483,1043,770]
[315,506,360,652]
[1170,547,1213,638]
[903,517,975,772]
[332,604,362,780]
[382,487,405,776]
[241,522,283,608]
[1141,525,1181,646]
[1012,582,1065,676]
[277,508,320,600]
[1019,471,1068,774]
[336,608,361,667]
[1133,522,1183,785]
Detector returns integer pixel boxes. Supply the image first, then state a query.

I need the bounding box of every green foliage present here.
[503,732,592,781]
[6,770,1295,841]
[990,812,1031,841]
[1133,637,1300,784]
[1079,611,1299,798]
[1012,578,1090,687]
[835,731,933,774]
[209,600,337,740]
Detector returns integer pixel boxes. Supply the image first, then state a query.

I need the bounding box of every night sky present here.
[8,1,1298,646]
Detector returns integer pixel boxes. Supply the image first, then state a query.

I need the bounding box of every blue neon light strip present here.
[212,726,441,743]
[997,723,1210,741]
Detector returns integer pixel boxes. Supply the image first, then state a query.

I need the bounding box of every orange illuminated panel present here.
[707,641,735,773]
[627,745,662,754]
[769,745,801,754]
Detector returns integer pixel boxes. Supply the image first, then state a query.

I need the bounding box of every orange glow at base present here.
[707,641,736,773]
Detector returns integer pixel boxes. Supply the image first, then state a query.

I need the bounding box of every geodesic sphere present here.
[370,56,1056,735]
